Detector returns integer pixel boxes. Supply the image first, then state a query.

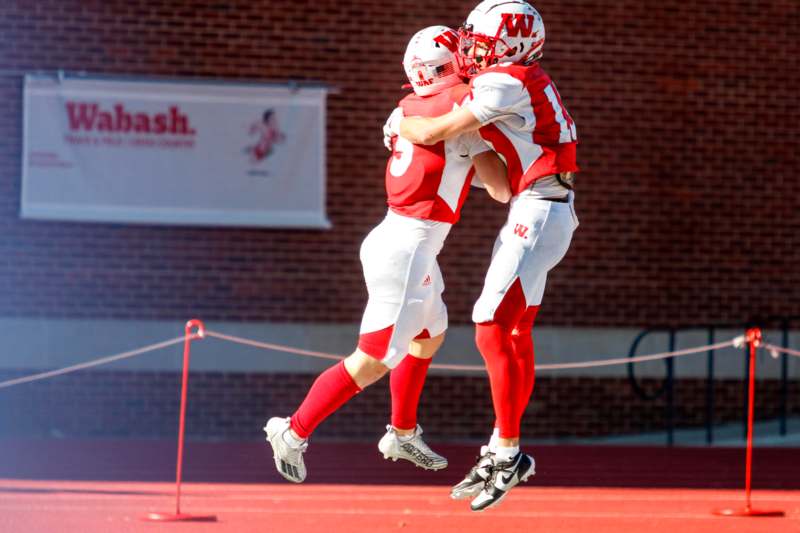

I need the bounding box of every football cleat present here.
[470,451,535,512]
[264,417,308,483]
[450,445,494,499]
[378,424,448,470]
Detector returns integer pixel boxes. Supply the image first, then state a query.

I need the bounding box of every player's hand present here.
[382,107,404,151]
[382,125,394,151]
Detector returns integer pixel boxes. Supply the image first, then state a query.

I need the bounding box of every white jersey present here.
[465,62,579,197]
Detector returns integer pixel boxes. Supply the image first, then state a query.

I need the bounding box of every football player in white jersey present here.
[384,1,579,511]
[264,26,510,484]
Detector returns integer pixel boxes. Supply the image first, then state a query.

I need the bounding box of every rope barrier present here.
[205,330,743,372]
[540,338,742,371]
[0,335,192,390]
[761,342,800,359]
[203,331,345,362]
[0,329,750,390]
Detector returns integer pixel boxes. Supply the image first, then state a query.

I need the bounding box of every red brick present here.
[0,1,797,326]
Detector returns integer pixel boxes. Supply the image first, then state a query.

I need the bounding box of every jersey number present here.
[389,137,414,177]
[543,83,577,143]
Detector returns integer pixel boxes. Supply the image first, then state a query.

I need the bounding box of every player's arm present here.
[385,75,523,147]
[398,106,482,146]
[459,130,510,203]
[472,151,510,203]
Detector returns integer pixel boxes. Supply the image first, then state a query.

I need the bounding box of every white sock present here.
[392,424,418,442]
[282,428,305,448]
[488,428,500,452]
[495,445,519,462]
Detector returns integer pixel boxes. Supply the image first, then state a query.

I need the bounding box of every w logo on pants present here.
[513,224,529,238]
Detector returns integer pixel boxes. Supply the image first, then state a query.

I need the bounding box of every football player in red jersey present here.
[264,26,510,484]
[384,1,580,511]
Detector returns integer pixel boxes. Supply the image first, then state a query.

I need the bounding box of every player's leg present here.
[509,198,576,422]
[475,278,528,446]
[380,332,448,470]
[458,199,550,509]
[456,304,538,498]
[380,261,449,469]
[264,215,407,483]
[289,348,390,439]
[472,211,535,449]
[452,227,529,500]
[264,348,388,483]
[389,261,448,435]
[510,304,540,422]
[510,194,578,432]
[390,332,443,435]
[451,280,527,501]
[480,304,539,454]
[470,197,577,511]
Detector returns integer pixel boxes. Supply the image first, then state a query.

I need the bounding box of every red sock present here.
[511,305,539,419]
[289,361,362,439]
[475,279,527,439]
[476,323,518,438]
[390,355,432,430]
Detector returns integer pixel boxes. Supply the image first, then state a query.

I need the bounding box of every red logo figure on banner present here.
[246,109,286,163]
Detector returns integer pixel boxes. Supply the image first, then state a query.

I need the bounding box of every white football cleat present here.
[470,451,535,512]
[378,424,448,470]
[264,416,308,483]
[450,445,494,499]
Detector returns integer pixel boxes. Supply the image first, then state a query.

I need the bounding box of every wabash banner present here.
[22,74,331,228]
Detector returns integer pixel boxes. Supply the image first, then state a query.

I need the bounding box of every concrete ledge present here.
[0,318,797,378]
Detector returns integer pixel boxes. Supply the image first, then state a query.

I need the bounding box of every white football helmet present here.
[403,26,463,97]
[458,0,545,74]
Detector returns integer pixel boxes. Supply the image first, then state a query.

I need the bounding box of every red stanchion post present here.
[713,327,784,518]
[143,319,217,523]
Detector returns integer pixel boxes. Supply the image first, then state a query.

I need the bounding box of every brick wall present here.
[0,2,797,441]
[1,369,797,441]
[0,1,797,327]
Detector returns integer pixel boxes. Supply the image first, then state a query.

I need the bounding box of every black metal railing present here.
[627,316,798,446]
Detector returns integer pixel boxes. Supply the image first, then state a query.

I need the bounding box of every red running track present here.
[0,439,797,532]
[2,439,799,488]
[0,480,797,533]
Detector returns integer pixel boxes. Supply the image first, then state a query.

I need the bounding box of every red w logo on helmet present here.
[500,13,535,37]
[433,29,459,53]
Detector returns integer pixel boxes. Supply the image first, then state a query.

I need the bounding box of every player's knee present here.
[475,322,512,359]
[409,331,445,359]
[512,305,540,337]
[474,279,528,329]
[344,350,389,388]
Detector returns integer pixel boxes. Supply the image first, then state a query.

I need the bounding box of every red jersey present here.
[466,63,578,196]
[386,84,490,224]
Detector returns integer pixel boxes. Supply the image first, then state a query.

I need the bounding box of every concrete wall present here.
[2,318,798,379]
